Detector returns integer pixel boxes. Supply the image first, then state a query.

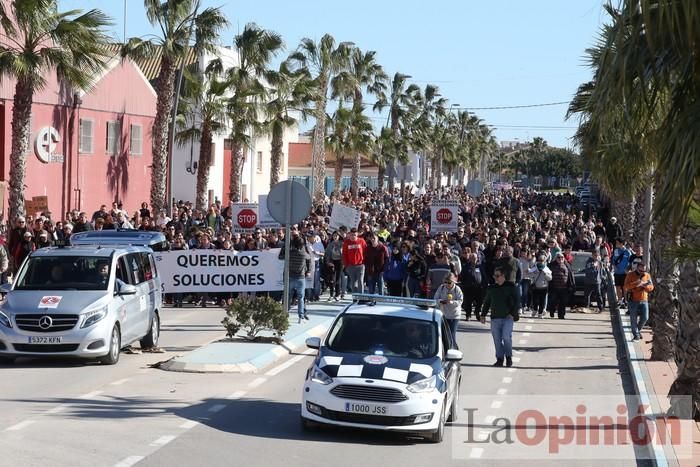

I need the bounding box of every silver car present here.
[0,244,162,365]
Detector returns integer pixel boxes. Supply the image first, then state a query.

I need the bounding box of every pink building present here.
[0,57,157,219]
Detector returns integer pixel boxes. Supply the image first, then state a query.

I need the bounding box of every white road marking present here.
[490,400,503,409]
[5,420,35,431]
[496,388,508,395]
[523,332,531,337]
[512,357,521,362]
[79,390,103,399]
[514,350,523,355]
[507,368,517,373]
[484,415,496,424]
[248,377,267,389]
[518,339,528,344]
[150,435,176,447]
[525,325,532,330]
[502,377,512,384]
[226,390,247,400]
[469,448,484,458]
[46,405,68,414]
[115,456,144,467]
[110,378,130,386]
[527,319,534,323]
[475,431,490,442]
[265,353,308,377]
[179,420,199,429]
[208,404,226,413]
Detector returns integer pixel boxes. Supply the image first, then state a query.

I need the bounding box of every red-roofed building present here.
[287,141,379,193]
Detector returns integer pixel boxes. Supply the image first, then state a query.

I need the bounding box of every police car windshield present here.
[327,315,438,359]
[15,256,111,291]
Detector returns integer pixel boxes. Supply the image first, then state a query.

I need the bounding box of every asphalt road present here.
[0,307,650,467]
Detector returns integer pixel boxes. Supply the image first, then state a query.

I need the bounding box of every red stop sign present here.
[436,208,453,224]
[237,208,257,229]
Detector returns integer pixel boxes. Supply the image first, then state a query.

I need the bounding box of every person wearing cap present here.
[435,273,463,344]
[548,252,575,319]
[36,231,52,249]
[606,217,624,244]
[624,260,654,341]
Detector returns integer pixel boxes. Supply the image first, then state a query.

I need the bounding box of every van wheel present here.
[140,313,160,349]
[100,325,121,365]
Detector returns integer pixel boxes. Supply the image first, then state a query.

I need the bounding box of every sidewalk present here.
[160,298,345,373]
[618,313,700,466]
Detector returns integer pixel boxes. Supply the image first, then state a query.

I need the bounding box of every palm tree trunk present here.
[669,221,700,420]
[351,153,360,199]
[650,220,679,361]
[334,156,344,195]
[151,57,177,214]
[8,79,33,220]
[269,124,283,189]
[632,186,647,247]
[311,75,329,203]
[229,143,245,202]
[447,166,454,186]
[195,123,212,211]
[377,164,385,192]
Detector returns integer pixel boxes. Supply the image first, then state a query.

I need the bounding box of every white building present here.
[170,46,299,205]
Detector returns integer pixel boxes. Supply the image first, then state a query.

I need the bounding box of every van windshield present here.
[15,256,111,291]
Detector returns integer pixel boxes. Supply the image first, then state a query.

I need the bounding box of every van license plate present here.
[345,402,387,415]
[28,336,62,344]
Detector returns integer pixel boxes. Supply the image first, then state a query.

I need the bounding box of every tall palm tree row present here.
[125,0,228,213]
[0,0,112,220]
[568,0,700,417]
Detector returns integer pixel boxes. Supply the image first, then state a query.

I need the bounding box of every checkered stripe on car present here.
[319,356,435,384]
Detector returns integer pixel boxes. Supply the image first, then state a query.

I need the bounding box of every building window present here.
[79,119,93,154]
[130,124,142,155]
[106,121,120,155]
[256,151,263,173]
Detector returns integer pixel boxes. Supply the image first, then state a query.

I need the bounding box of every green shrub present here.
[222,295,289,340]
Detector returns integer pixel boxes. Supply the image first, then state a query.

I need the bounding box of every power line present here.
[453,101,570,110]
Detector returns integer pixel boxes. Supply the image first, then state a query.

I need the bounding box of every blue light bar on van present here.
[352,293,437,308]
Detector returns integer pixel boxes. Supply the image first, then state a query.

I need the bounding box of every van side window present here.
[128,253,144,284]
[116,257,131,284]
[140,253,153,281]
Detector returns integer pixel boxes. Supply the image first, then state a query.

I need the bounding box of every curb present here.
[614,311,676,467]
[159,318,332,374]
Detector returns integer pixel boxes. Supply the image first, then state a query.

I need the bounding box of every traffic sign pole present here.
[282,180,292,317]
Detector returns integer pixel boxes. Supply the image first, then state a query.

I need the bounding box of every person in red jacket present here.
[342,228,367,294]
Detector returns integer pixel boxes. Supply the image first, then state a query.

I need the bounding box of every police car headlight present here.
[309,366,333,385]
[81,308,107,328]
[407,375,437,393]
[0,310,12,328]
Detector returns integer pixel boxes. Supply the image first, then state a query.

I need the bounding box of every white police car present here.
[301,294,462,443]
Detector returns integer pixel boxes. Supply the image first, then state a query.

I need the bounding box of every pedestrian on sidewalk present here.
[434,273,463,345]
[280,235,312,323]
[480,267,519,367]
[624,260,654,341]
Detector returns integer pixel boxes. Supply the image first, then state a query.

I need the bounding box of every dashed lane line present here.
[496,388,507,395]
[524,325,532,330]
[79,390,104,399]
[4,420,36,432]
[248,377,267,389]
[207,404,226,413]
[265,353,308,377]
[110,378,131,386]
[149,435,177,447]
[46,405,68,414]
[502,377,512,384]
[518,339,528,345]
[226,390,247,400]
[115,456,144,467]
[490,400,503,409]
[484,415,496,424]
[179,420,199,430]
[507,368,517,373]
[522,332,531,337]
[469,448,484,458]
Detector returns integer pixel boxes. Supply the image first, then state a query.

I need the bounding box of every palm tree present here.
[374,72,418,191]
[124,0,228,213]
[263,61,314,188]
[289,34,353,202]
[0,0,112,220]
[411,84,447,188]
[332,48,387,198]
[325,106,353,194]
[175,60,228,210]
[225,23,282,202]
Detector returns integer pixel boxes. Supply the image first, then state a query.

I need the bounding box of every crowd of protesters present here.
[1,186,652,341]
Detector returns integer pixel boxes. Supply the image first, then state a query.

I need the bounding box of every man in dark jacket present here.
[480,267,519,367]
[459,250,484,320]
[584,251,604,312]
[364,233,389,295]
[606,217,624,244]
[548,252,575,319]
[280,234,312,323]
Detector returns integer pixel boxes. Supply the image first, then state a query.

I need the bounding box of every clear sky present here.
[60,0,607,149]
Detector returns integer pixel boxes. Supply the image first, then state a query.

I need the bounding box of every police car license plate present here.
[345,402,387,415]
[28,336,62,344]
